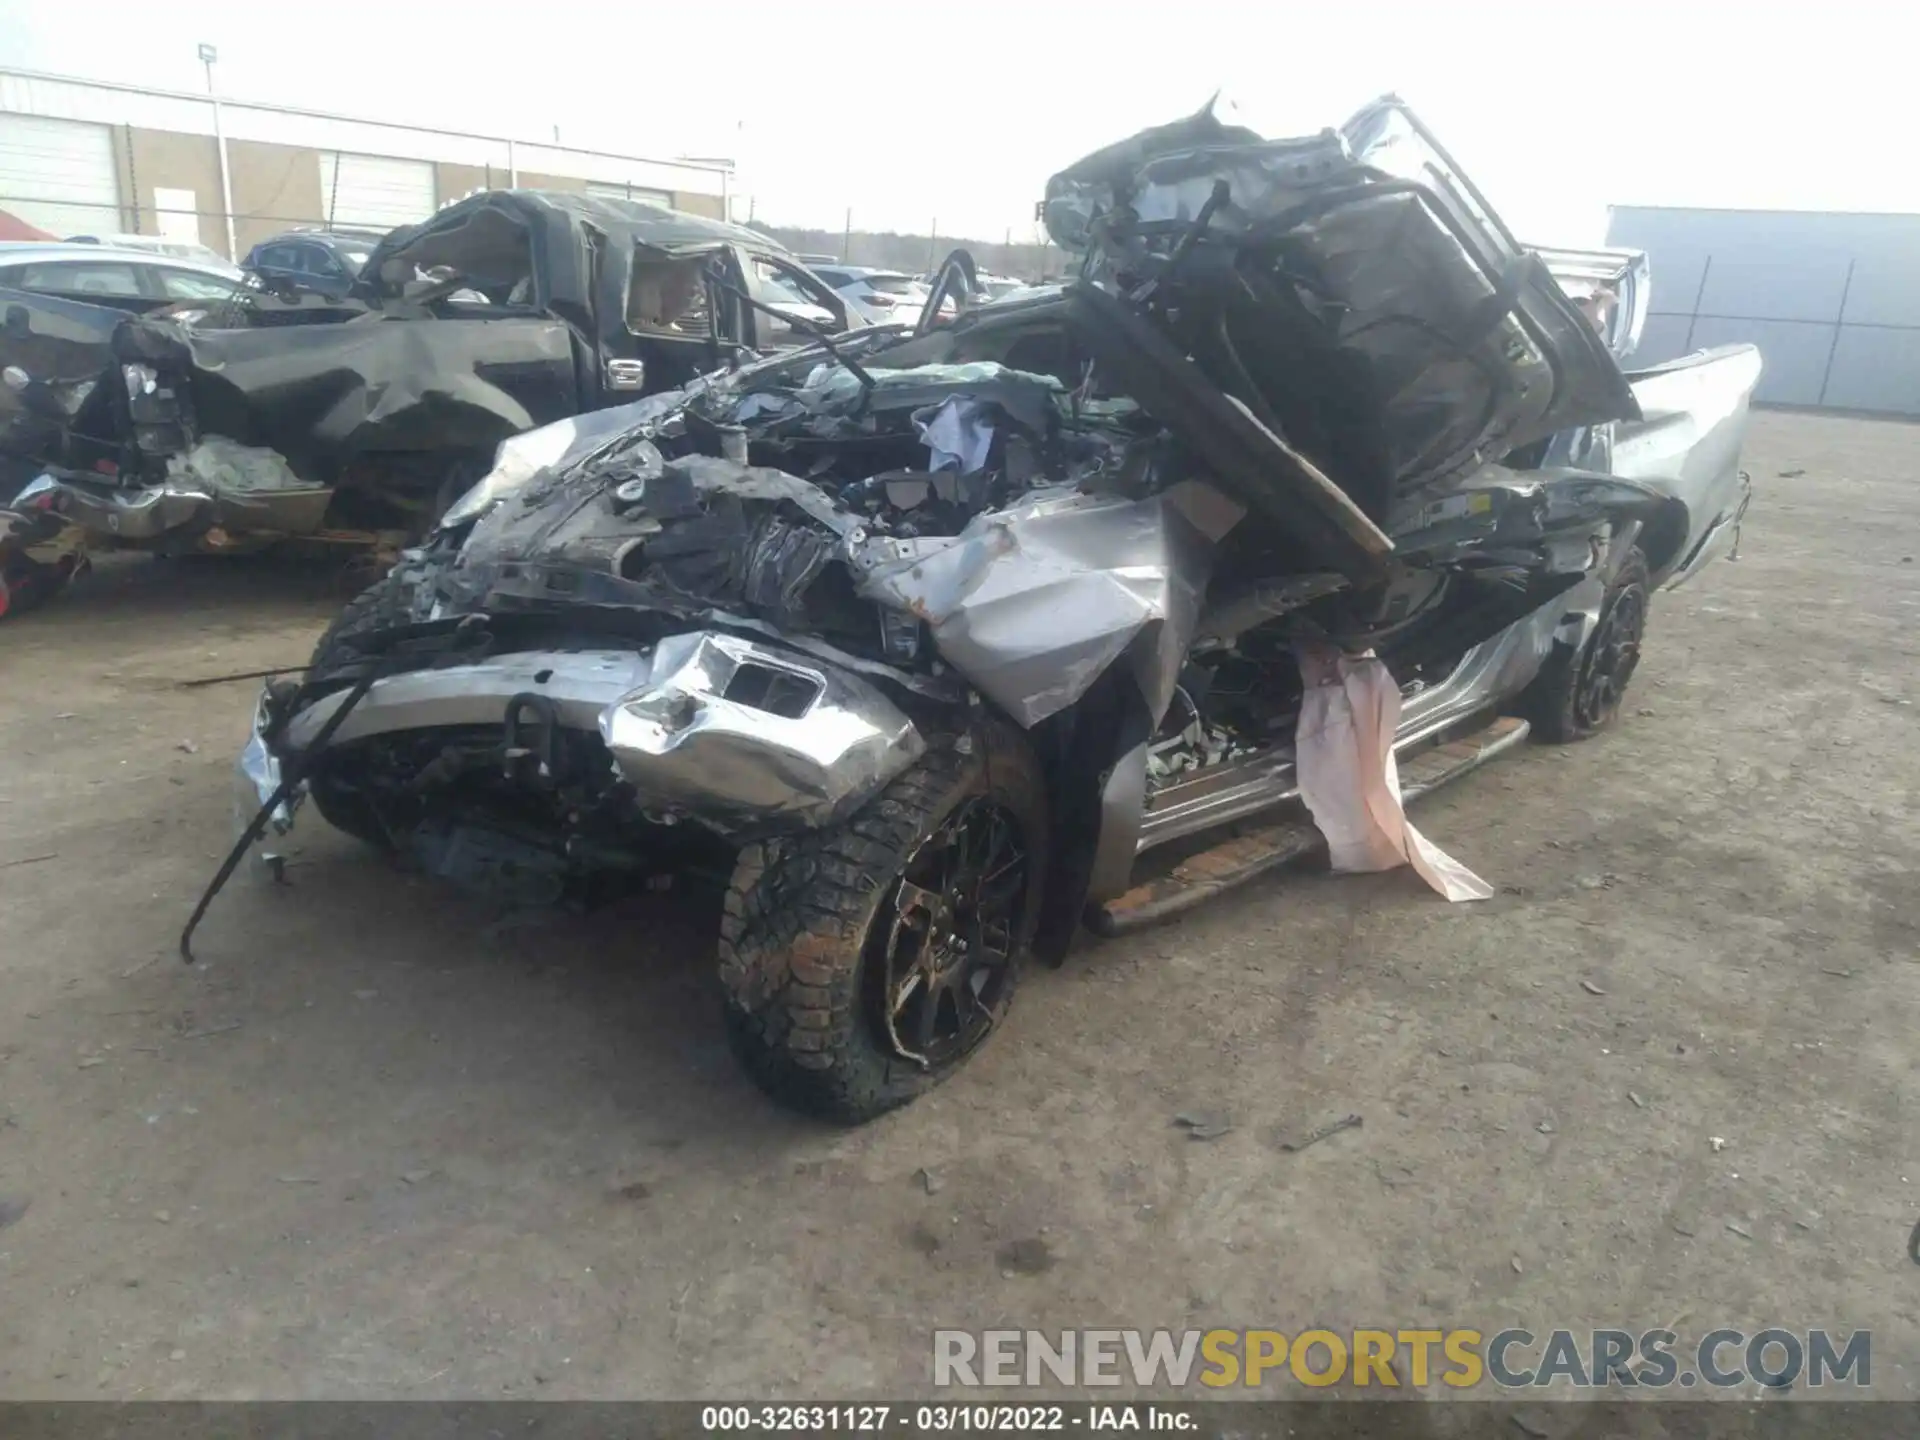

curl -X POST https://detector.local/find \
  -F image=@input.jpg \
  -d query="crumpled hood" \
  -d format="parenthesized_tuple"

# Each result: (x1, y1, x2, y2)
(1042, 95, 1640, 511)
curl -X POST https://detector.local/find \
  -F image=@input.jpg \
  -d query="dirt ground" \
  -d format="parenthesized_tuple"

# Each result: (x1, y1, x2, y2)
(0, 409, 1916, 1401)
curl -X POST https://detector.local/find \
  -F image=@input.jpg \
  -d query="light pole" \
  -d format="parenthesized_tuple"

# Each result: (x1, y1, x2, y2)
(198, 43, 238, 260)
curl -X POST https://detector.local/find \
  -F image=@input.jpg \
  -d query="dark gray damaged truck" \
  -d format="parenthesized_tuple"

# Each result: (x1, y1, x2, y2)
(0, 193, 852, 606)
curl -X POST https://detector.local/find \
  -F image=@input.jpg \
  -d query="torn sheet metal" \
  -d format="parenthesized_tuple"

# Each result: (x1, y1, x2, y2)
(1042, 104, 1348, 248)
(1044, 96, 1639, 502)
(1384, 461, 1697, 583)
(851, 480, 1242, 728)
(667, 454, 862, 538)
(447, 446, 864, 630)
(598, 630, 926, 827)
(30, 470, 333, 543)
(731, 391, 803, 425)
(112, 308, 578, 471)
(440, 387, 692, 529)
(1293, 646, 1492, 902)
(0, 284, 120, 470)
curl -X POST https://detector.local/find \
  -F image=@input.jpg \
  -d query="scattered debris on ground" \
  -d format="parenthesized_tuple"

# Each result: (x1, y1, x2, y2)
(1278, 1114, 1364, 1153)
(1173, 1111, 1233, 1141)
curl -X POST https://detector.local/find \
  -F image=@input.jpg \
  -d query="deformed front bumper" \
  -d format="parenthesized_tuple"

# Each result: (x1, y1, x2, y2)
(255, 630, 926, 833)
(596, 632, 926, 823)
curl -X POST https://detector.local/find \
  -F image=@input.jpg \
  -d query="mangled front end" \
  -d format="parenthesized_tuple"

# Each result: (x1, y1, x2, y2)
(246, 354, 1246, 852)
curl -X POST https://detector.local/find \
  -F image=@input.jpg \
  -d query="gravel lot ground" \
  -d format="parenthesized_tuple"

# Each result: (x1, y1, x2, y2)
(0, 409, 1915, 1401)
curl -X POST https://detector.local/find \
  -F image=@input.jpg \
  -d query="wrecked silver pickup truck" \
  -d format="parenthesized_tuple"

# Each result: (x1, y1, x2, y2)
(209, 97, 1761, 1121)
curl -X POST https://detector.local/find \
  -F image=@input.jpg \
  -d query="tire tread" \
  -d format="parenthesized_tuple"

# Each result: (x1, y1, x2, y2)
(718, 729, 1043, 1123)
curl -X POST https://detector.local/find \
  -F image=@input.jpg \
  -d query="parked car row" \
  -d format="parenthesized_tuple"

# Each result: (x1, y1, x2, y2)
(806, 263, 928, 323)
(0, 224, 401, 326)
(62, 232, 247, 280)
(7, 231, 1040, 339)
(0, 242, 252, 311)
(796, 261, 1041, 322)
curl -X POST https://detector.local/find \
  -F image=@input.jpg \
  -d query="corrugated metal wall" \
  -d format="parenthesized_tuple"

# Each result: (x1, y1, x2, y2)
(1607, 207, 1920, 414)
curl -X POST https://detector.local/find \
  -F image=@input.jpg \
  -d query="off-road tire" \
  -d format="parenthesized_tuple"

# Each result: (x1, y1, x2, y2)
(302, 570, 420, 846)
(1521, 546, 1650, 744)
(307, 569, 419, 682)
(718, 724, 1048, 1123)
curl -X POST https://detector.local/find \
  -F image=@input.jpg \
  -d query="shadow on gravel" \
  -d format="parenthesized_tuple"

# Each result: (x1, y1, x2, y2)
(179, 831, 838, 1149)
(8, 551, 372, 636)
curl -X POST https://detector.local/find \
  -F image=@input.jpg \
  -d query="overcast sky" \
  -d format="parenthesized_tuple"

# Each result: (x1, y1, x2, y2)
(0, 0, 1904, 245)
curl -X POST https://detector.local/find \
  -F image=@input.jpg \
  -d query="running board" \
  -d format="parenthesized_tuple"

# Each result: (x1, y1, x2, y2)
(1087, 716, 1531, 937)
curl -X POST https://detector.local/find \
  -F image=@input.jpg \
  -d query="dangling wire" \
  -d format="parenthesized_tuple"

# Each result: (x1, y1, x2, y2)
(178, 661, 391, 963)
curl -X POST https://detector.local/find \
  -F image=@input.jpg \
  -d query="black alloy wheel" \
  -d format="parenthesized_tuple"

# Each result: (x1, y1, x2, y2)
(874, 797, 1029, 1068)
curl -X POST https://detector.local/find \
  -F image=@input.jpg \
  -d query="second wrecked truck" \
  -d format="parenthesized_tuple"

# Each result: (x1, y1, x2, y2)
(0, 193, 858, 571)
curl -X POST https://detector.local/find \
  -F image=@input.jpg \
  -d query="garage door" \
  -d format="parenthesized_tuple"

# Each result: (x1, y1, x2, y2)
(0, 115, 120, 238)
(317, 153, 436, 231)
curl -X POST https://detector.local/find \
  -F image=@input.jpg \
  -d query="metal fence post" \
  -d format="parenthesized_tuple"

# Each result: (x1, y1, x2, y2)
(1816, 259, 1856, 407)
(1681, 254, 1712, 354)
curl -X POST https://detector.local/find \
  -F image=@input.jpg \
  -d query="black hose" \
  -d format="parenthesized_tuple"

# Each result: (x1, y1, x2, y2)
(177, 663, 385, 963)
